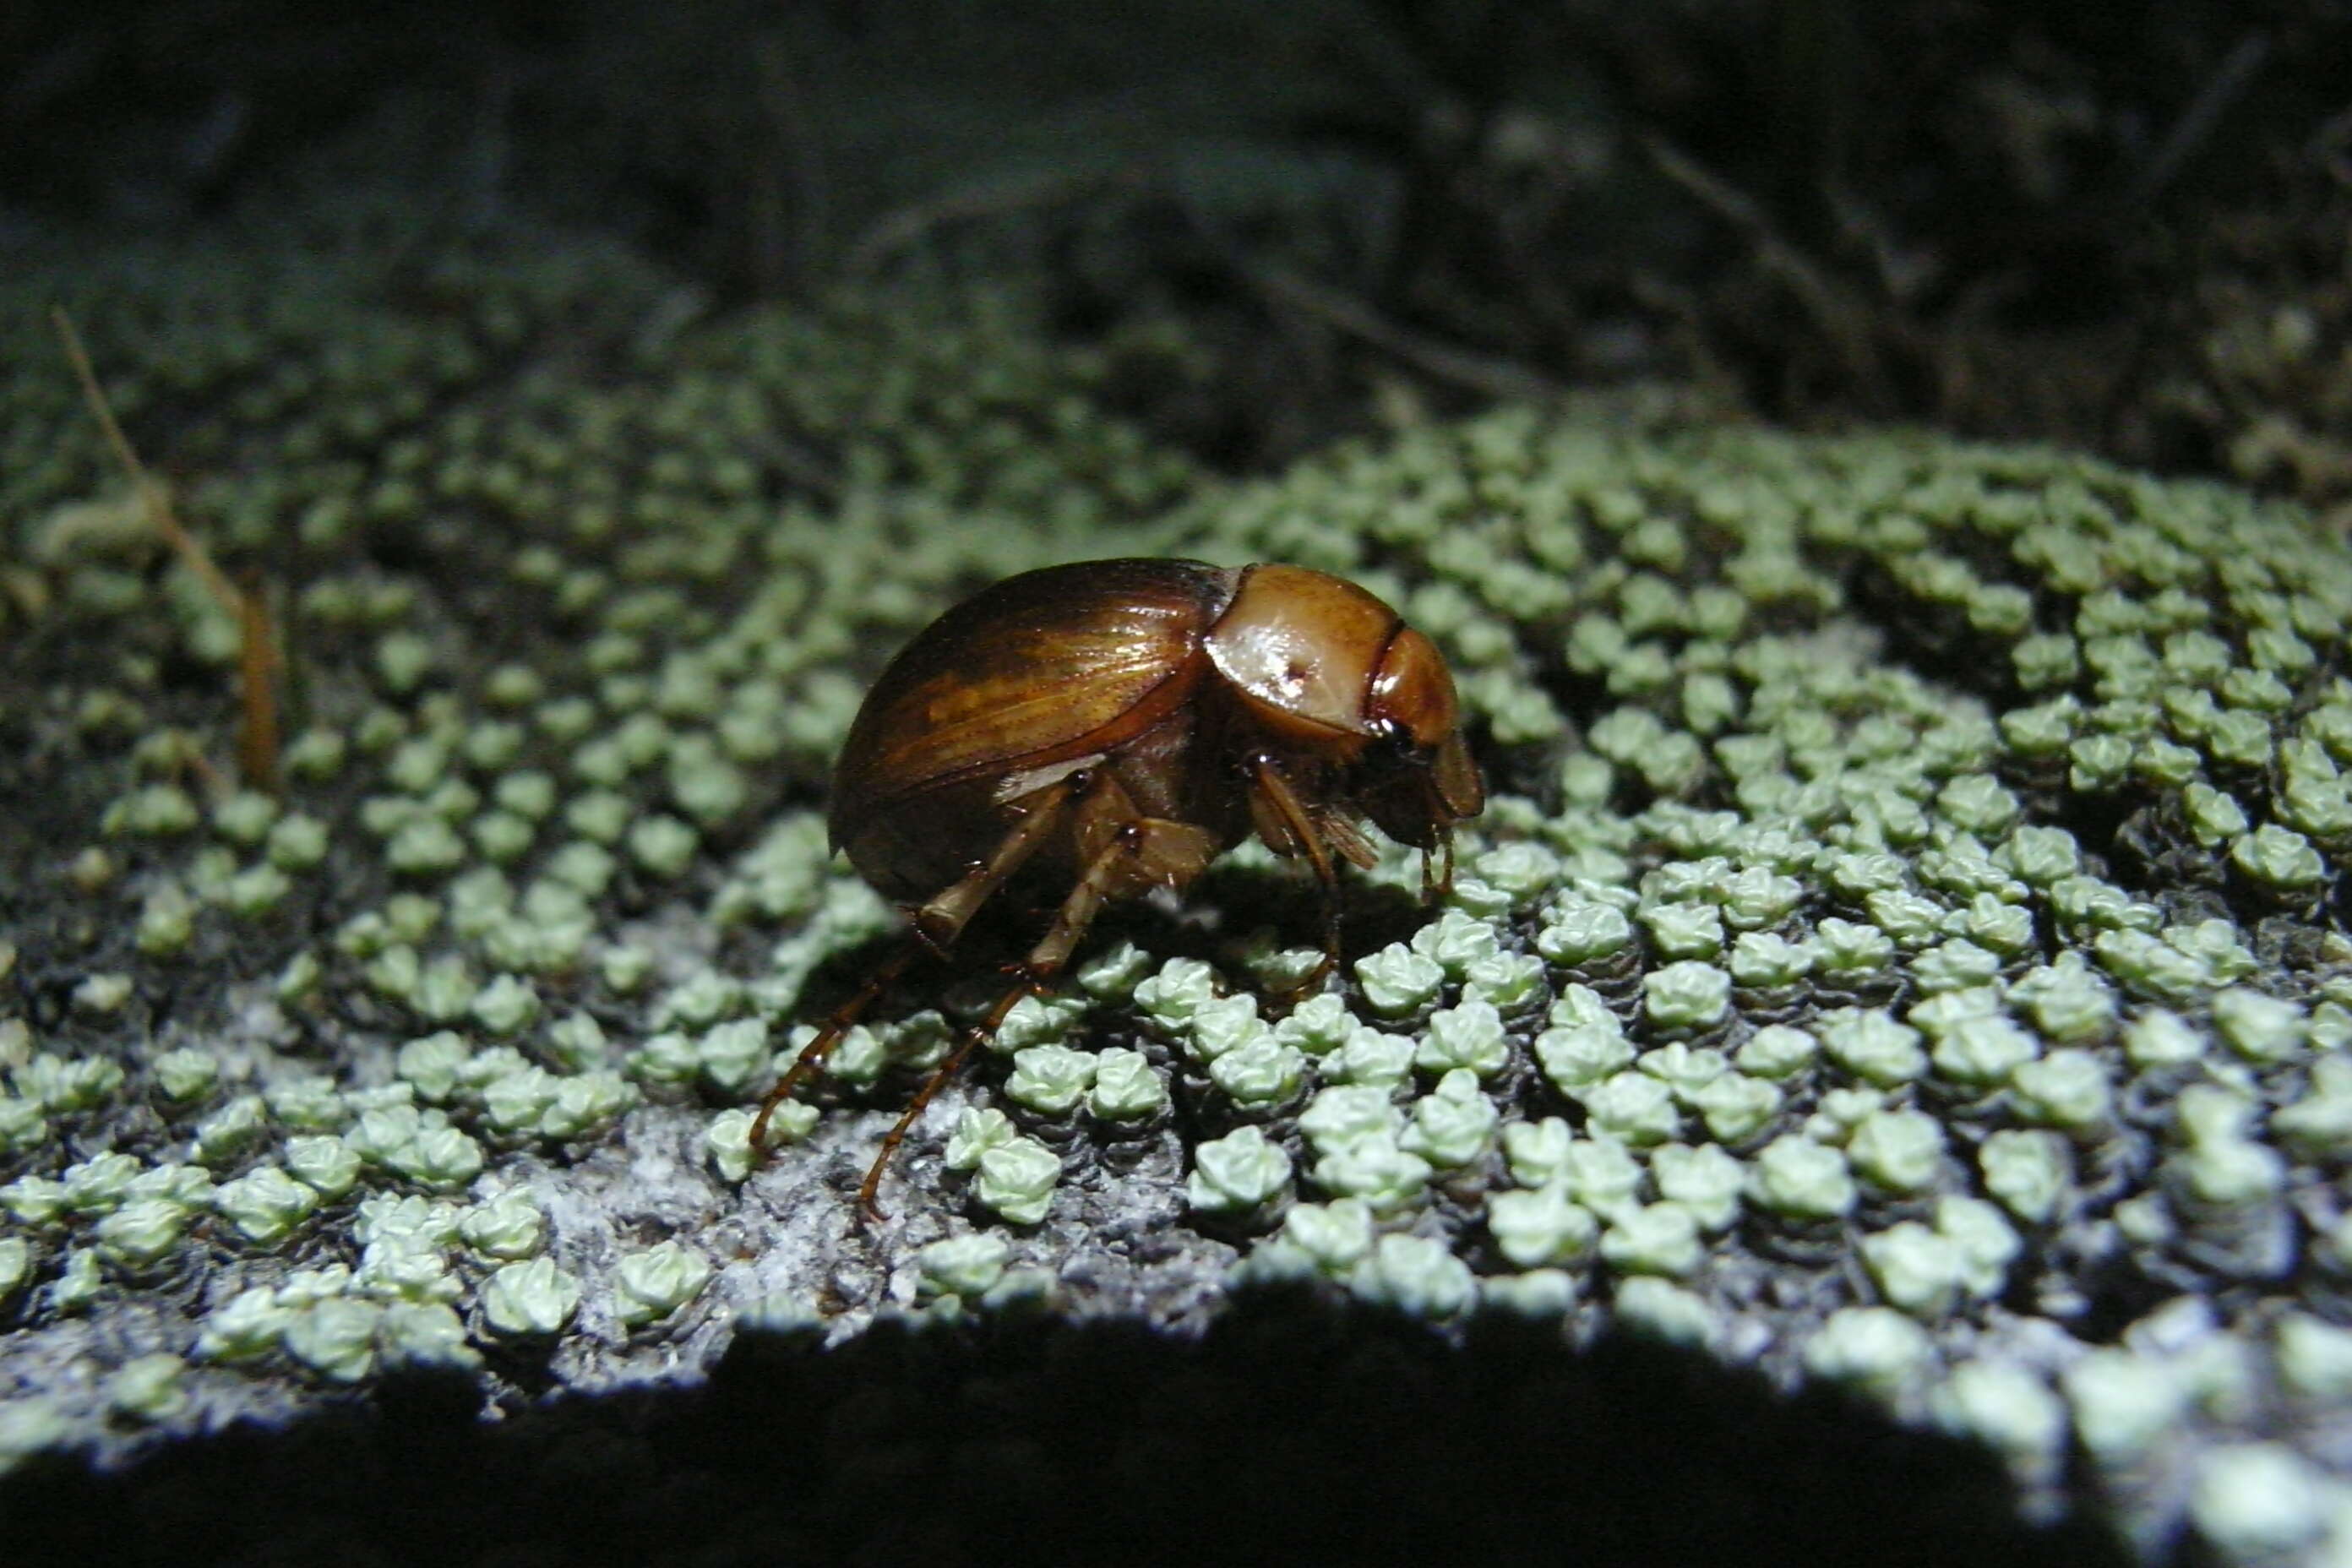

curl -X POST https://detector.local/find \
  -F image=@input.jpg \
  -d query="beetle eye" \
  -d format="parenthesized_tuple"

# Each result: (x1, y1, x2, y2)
(1361, 718, 1429, 776)
(1366, 627, 1458, 752)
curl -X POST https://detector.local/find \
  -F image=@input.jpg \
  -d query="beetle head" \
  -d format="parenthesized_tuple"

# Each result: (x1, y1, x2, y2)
(1353, 721, 1484, 848)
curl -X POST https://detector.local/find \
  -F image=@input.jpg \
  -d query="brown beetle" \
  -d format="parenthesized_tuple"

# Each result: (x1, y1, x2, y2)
(752, 558, 1484, 1216)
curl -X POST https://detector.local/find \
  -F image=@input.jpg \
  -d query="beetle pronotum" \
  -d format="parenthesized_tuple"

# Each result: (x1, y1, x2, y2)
(753, 558, 1484, 1217)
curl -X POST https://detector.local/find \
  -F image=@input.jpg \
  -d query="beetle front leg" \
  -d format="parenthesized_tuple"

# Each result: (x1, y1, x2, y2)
(1247, 760, 1345, 993)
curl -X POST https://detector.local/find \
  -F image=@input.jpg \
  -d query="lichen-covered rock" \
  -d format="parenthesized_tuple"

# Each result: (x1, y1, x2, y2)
(6, 172, 2352, 1567)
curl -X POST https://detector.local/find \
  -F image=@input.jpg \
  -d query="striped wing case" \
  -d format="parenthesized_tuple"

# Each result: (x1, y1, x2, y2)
(828, 558, 1235, 853)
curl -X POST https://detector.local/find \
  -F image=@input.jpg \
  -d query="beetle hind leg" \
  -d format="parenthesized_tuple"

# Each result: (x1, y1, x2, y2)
(754, 776, 1082, 1166)
(855, 965, 1046, 1222)
(912, 772, 1081, 950)
(856, 782, 1223, 1222)
(749, 940, 921, 1152)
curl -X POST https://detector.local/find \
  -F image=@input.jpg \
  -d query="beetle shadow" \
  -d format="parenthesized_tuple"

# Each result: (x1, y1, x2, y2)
(1191, 858, 1450, 964)
(768, 851, 1457, 1068)
(786, 928, 928, 1021)
(966, 863, 1442, 1011)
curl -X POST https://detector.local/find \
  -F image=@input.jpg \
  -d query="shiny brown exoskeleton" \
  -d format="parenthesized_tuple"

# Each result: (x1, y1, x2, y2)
(752, 558, 1484, 1217)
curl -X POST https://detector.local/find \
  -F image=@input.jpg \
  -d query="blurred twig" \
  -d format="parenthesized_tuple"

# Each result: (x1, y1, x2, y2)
(52, 307, 282, 793)
(1644, 134, 1902, 411)
(2130, 32, 2269, 208)
(1232, 256, 1563, 405)
(52, 308, 237, 614)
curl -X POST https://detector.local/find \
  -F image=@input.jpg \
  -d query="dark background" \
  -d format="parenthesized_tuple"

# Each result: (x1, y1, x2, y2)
(6, 0, 2350, 503)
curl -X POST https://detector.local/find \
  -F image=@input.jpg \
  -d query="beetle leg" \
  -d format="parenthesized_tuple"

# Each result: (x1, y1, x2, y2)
(753, 777, 1080, 1167)
(854, 964, 1045, 1223)
(1316, 810, 1379, 871)
(909, 772, 1081, 950)
(1028, 806, 1223, 975)
(748, 940, 922, 1154)
(1249, 759, 1343, 992)
(858, 780, 1222, 1222)
(1424, 827, 1456, 902)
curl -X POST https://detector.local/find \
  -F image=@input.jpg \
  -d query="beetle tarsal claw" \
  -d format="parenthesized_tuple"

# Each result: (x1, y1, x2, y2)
(796, 558, 1482, 1208)
(1271, 947, 1337, 1002)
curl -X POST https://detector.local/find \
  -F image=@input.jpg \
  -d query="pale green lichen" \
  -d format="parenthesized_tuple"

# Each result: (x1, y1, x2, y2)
(973, 1137, 1062, 1226)
(459, 1190, 546, 1260)
(1003, 1045, 1097, 1116)
(1310, 1134, 1435, 1215)
(378, 1302, 482, 1373)
(1598, 1203, 1704, 1277)
(92, 1199, 188, 1266)
(106, 1353, 190, 1424)
(282, 1298, 383, 1382)
(1086, 1048, 1167, 1119)
(2189, 1446, 2330, 1559)
(2066, 1350, 2191, 1465)
(212, 1167, 321, 1245)
(1349, 1233, 1477, 1318)
(613, 1242, 712, 1328)
(1613, 1277, 1719, 1348)
(1930, 1362, 2067, 1473)
(917, 1233, 1011, 1300)
(1188, 1126, 1293, 1214)
(481, 1258, 582, 1338)
(1399, 1070, 1500, 1168)
(1749, 1135, 1857, 1220)
(1206, 1035, 1305, 1106)
(1805, 1307, 1936, 1402)
(1575, 1071, 1681, 1145)
(1352, 945, 1446, 1019)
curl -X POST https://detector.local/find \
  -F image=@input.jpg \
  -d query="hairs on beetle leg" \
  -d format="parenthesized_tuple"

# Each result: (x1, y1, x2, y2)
(748, 941, 924, 1152)
(854, 964, 1046, 1222)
